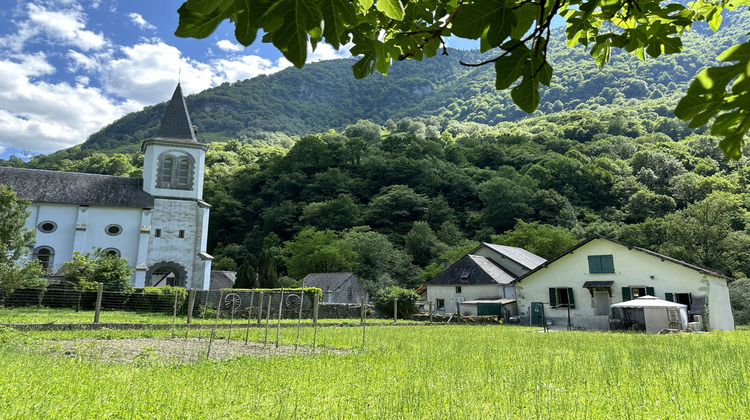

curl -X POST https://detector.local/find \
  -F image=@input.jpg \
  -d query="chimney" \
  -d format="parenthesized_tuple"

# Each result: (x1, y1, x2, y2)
(443, 258, 450, 271)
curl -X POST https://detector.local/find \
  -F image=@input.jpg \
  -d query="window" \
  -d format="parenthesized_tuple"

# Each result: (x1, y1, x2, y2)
(33, 246, 54, 271)
(154, 229, 161, 238)
(105, 224, 122, 236)
(588, 255, 615, 274)
(622, 286, 655, 301)
(157, 152, 194, 190)
(549, 287, 576, 309)
(37, 221, 57, 233)
(178, 230, 185, 238)
(455, 286, 462, 294)
(665, 292, 692, 310)
(161, 157, 174, 187)
(103, 248, 120, 257)
(436, 299, 445, 311)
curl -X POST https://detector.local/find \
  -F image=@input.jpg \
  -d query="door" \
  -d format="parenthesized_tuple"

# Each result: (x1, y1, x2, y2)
(594, 289, 610, 316)
(531, 302, 545, 326)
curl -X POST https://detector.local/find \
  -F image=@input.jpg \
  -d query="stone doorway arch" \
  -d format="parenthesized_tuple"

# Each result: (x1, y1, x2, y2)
(146, 262, 187, 287)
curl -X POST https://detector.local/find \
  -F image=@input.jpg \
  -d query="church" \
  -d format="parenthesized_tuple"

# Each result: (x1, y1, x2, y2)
(0, 84, 213, 289)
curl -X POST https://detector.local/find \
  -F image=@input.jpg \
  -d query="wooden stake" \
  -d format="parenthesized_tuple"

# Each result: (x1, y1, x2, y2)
(276, 288, 284, 348)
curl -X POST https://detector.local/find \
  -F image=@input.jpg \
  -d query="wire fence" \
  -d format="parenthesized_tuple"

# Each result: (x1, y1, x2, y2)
(0, 286, 375, 326)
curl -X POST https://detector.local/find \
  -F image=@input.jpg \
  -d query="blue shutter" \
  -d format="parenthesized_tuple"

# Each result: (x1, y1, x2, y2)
(588, 256, 602, 273)
(665, 292, 674, 302)
(622, 287, 631, 301)
(646, 287, 655, 297)
(567, 287, 576, 309)
(601, 255, 615, 273)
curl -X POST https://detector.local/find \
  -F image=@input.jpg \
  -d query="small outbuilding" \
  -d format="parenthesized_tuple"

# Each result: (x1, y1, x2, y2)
(303, 272, 369, 304)
(610, 296, 688, 332)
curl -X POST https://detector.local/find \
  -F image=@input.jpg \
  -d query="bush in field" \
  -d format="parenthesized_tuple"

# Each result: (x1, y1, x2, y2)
(730, 278, 750, 325)
(60, 249, 133, 294)
(373, 286, 420, 319)
(126, 286, 188, 313)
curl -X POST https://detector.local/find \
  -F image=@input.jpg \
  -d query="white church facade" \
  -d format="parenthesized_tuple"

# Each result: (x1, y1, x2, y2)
(0, 84, 213, 289)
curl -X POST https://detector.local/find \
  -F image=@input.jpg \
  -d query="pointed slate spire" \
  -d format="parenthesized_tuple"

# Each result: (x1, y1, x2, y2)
(156, 83, 198, 142)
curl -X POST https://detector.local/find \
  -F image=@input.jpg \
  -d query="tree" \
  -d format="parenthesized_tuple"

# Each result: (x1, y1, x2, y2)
(729, 278, 750, 325)
(491, 220, 578, 260)
(60, 249, 133, 294)
(284, 228, 359, 279)
(343, 228, 421, 293)
(0, 186, 46, 294)
(175, 0, 749, 157)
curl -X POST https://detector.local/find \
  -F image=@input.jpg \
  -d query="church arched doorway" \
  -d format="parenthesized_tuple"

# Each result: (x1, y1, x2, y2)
(146, 262, 187, 287)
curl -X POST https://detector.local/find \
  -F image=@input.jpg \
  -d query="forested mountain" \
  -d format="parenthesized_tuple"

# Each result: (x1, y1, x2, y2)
(4, 11, 750, 298)
(82, 11, 747, 151)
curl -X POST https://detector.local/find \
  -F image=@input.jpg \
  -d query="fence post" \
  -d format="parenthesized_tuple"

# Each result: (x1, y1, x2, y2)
(186, 288, 196, 325)
(295, 285, 305, 350)
(36, 287, 44, 308)
(76, 290, 82, 312)
(276, 289, 284, 348)
(361, 297, 366, 350)
(93, 283, 104, 324)
(429, 301, 433, 323)
(313, 293, 319, 351)
(393, 297, 398, 323)
(257, 292, 264, 325)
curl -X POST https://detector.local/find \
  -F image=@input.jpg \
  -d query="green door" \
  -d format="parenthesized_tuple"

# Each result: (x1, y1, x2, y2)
(531, 302, 545, 326)
(477, 302, 502, 316)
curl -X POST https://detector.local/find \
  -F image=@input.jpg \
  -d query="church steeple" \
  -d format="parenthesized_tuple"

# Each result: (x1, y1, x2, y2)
(155, 83, 198, 143)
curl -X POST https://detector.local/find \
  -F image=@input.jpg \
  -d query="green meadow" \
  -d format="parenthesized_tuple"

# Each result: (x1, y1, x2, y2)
(1, 323, 748, 419)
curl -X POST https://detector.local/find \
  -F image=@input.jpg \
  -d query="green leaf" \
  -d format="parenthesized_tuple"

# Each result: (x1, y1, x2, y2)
(494, 54, 525, 90)
(452, 0, 513, 45)
(319, 0, 357, 48)
(376, 0, 405, 20)
(510, 3, 537, 39)
(262, 0, 324, 68)
(185, 0, 234, 14)
(175, 3, 233, 39)
(511, 78, 539, 113)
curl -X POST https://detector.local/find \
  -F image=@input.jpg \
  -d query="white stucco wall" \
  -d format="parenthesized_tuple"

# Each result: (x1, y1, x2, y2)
(515, 239, 734, 331)
(26, 203, 144, 277)
(426, 284, 513, 314)
(142, 142, 207, 200)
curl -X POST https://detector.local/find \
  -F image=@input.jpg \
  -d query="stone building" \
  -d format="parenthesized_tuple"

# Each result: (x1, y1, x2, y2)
(0, 84, 213, 289)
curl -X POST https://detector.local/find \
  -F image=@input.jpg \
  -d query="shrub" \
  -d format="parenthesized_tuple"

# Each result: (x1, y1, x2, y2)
(373, 286, 420, 319)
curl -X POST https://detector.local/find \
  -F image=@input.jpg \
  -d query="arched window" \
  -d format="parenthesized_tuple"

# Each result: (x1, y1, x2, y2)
(157, 152, 194, 190)
(103, 248, 121, 257)
(33, 246, 55, 271)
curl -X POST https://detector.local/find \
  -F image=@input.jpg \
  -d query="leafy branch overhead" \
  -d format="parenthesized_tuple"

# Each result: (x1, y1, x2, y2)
(176, 0, 750, 158)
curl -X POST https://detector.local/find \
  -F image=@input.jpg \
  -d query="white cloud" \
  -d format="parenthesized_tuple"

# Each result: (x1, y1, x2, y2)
(128, 12, 156, 31)
(0, 53, 140, 153)
(216, 40, 243, 52)
(307, 42, 351, 62)
(26, 3, 108, 51)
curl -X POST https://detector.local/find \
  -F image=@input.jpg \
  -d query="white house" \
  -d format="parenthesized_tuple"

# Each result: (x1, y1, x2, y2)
(513, 237, 734, 331)
(425, 243, 546, 316)
(0, 84, 213, 289)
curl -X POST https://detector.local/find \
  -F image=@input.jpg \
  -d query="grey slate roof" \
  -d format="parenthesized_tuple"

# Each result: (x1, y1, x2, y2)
(0, 167, 154, 208)
(427, 254, 516, 286)
(479, 243, 547, 270)
(155, 83, 198, 143)
(303, 272, 357, 292)
(210, 270, 237, 290)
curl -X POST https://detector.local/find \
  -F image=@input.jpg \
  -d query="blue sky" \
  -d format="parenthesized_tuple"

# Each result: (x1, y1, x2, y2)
(0, 0, 364, 159)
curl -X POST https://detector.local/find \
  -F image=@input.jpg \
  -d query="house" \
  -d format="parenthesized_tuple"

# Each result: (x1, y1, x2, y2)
(425, 243, 546, 316)
(303, 272, 369, 304)
(0, 84, 213, 289)
(209, 271, 237, 290)
(513, 237, 734, 331)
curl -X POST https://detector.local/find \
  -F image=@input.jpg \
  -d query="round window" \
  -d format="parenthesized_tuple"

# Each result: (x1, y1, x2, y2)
(105, 224, 123, 236)
(37, 221, 57, 233)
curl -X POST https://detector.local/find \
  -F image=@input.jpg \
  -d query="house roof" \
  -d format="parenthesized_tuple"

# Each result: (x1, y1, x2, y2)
(155, 83, 198, 143)
(303, 272, 357, 292)
(513, 236, 729, 284)
(427, 254, 516, 286)
(210, 270, 236, 290)
(0, 167, 155, 208)
(475, 243, 547, 270)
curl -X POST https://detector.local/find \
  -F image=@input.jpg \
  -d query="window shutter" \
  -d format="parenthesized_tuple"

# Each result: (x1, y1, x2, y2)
(622, 287, 631, 301)
(665, 292, 674, 302)
(601, 255, 615, 273)
(688, 293, 693, 305)
(549, 288, 557, 308)
(567, 287, 576, 309)
(588, 256, 602, 273)
(646, 287, 655, 297)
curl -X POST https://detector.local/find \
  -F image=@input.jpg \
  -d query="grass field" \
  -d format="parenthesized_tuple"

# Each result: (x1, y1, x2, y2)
(1, 323, 748, 419)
